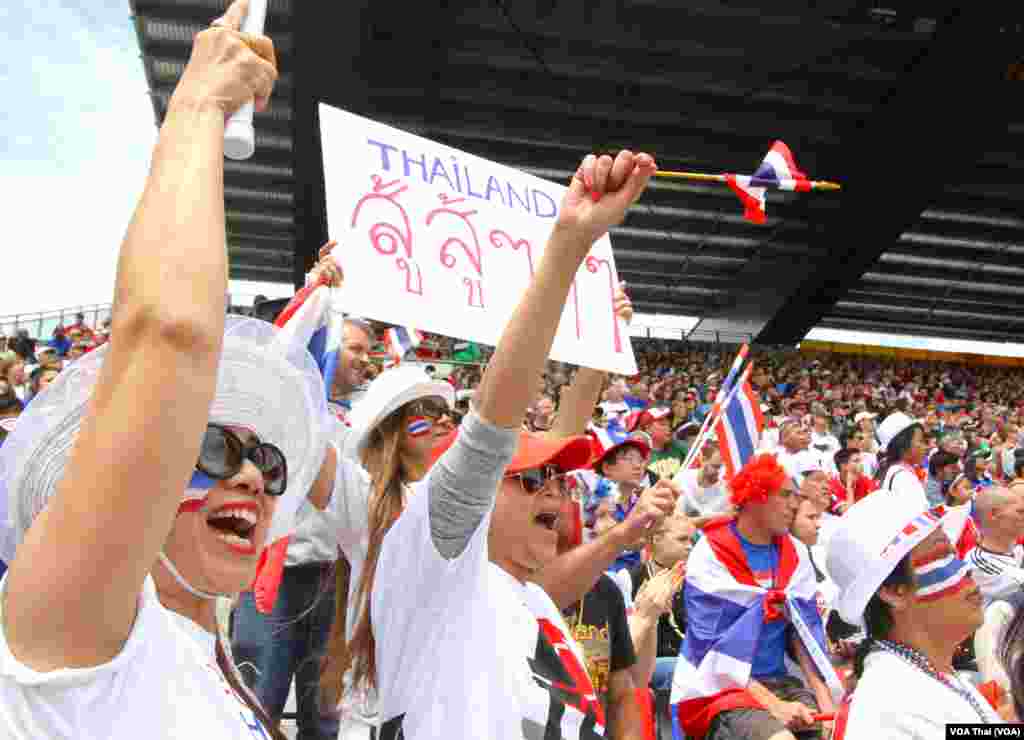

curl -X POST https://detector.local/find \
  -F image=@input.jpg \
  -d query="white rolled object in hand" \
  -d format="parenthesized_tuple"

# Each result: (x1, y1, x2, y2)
(223, 0, 269, 161)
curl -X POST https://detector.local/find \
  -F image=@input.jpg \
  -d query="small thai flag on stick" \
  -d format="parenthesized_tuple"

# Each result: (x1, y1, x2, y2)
(385, 326, 423, 366)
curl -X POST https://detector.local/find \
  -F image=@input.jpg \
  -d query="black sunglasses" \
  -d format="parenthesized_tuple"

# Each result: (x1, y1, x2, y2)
(406, 397, 451, 421)
(506, 464, 575, 496)
(197, 424, 288, 496)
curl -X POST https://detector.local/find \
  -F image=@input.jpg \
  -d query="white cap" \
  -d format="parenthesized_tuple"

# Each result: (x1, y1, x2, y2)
(876, 412, 919, 450)
(344, 365, 455, 459)
(827, 495, 969, 627)
(793, 455, 827, 485)
(853, 411, 877, 424)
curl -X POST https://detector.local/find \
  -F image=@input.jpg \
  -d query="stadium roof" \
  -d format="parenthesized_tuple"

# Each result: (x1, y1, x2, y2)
(130, 0, 1024, 345)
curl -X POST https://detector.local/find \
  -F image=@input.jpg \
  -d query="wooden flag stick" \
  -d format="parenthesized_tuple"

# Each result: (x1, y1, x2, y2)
(654, 169, 842, 191)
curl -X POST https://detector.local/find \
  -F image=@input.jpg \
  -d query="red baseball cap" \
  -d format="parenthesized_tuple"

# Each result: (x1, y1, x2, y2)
(431, 429, 593, 474)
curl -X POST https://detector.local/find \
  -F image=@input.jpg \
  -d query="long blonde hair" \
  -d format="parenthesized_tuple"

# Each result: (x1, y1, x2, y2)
(320, 404, 428, 703)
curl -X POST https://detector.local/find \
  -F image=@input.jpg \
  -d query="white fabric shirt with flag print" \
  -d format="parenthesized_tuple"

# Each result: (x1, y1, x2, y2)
(670, 519, 843, 738)
(250, 276, 343, 613)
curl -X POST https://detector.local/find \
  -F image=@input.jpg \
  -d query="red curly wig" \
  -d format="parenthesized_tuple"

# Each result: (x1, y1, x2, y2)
(729, 453, 788, 508)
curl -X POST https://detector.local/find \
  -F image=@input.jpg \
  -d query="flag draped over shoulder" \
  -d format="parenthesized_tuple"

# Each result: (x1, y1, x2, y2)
(671, 519, 842, 738)
(252, 278, 342, 614)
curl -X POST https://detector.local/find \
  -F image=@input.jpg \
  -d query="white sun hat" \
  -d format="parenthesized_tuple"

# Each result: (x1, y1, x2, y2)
(876, 411, 919, 451)
(343, 365, 455, 460)
(0, 316, 332, 565)
(826, 493, 970, 628)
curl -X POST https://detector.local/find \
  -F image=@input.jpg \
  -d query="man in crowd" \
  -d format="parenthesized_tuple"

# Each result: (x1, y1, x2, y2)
(926, 450, 962, 506)
(673, 454, 838, 740)
(775, 419, 824, 482)
(827, 449, 877, 513)
(629, 407, 688, 481)
(966, 486, 1024, 605)
(600, 379, 632, 423)
(673, 444, 731, 528)
(233, 313, 373, 739)
(808, 405, 840, 467)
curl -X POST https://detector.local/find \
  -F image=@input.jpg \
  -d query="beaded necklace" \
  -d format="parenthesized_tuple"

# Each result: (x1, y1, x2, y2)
(646, 560, 686, 641)
(874, 639, 991, 723)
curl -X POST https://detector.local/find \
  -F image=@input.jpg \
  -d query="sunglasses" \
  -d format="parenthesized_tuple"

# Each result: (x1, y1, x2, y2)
(197, 425, 288, 496)
(406, 397, 451, 421)
(506, 464, 576, 496)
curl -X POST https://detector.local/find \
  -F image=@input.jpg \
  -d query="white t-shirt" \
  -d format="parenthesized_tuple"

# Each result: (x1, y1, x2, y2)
(809, 432, 840, 466)
(880, 464, 929, 512)
(321, 440, 382, 726)
(0, 575, 271, 739)
(672, 468, 728, 518)
(966, 545, 1024, 606)
(842, 649, 1001, 736)
(372, 431, 605, 740)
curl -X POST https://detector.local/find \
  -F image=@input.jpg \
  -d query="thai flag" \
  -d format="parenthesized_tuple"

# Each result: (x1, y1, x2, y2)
(671, 523, 842, 739)
(714, 374, 765, 480)
(385, 325, 423, 365)
(588, 417, 634, 454)
(913, 553, 972, 602)
(727, 141, 810, 224)
(251, 271, 341, 614)
(752, 141, 810, 191)
(273, 279, 343, 400)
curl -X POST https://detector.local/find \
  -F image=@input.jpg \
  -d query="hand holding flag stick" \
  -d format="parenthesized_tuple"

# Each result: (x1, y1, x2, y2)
(653, 141, 839, 224)
(222, 0, 270, 160)
(680, 343, 749, 472)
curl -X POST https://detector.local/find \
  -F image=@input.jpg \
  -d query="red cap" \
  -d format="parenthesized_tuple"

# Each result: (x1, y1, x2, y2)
(431, 429, 593, 474)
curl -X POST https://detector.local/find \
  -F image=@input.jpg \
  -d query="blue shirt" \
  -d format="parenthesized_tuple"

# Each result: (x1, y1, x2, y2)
(731, 523, 787, 678)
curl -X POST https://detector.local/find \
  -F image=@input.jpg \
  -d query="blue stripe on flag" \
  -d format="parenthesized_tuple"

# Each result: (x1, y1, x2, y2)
(190, 471, 218, 490)
(308, 323, 328, 371)
(724, 394, 756, 467)
(917, 557, 965, 590)
(681, 580, 760, 665)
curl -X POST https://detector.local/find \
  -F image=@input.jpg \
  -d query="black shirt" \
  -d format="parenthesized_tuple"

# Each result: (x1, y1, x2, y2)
(562, 574, 637, 703)
(628, 561, 688, 659)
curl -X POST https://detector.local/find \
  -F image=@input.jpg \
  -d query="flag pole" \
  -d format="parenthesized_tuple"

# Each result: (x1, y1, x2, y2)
(679, 344, 749, 472)
(653, 170, 841, 191)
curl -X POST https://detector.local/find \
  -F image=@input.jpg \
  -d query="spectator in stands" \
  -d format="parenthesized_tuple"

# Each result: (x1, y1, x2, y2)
(526, 394, 556, 433)
(676, 453, 834, 740)
(775, 418, 820, 481)
(939, 429, 968, 459)
(628, 516, 693, 690)
(600, 379, 631, 423)
(965, 486, 1024, 606)
(365, 149, 658, 740)
(828, 448, 877, 513)
(1011, 449, 1024, 490)
(312, 366, 455, 740)
(66, 341, 90, 362)
(630, 407, 687, 480)
(0, 351, 27, 401)
(925, 450, 960, 507)
(809, 404, 840, 464)
(875, 412, 929, 511)
(828, 494, 1000, 732)
(35, 346, 61, 371)
(0, 7, 293, 737)
(9, 329, 34, 364)
(853, 411, 878, 450)
(673, 444, 730, 528)
(670, 388, 699, 430)
(49, 327, 70, 358)
(967, 445, 996, 490)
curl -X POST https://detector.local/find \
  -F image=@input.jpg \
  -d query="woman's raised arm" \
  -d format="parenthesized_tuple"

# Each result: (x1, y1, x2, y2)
(3, 0, 278, 670)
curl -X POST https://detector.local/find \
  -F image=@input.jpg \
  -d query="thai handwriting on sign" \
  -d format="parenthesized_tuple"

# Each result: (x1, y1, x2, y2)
(427, 194, 484, 309)
(350, 175, 611, 349)
(350, 175, 422, 296)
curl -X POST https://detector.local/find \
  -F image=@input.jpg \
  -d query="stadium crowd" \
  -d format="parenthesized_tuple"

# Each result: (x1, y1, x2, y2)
(2, 3, 1024, 740)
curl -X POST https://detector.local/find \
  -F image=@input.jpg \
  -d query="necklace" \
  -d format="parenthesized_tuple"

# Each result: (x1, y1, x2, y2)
(874, 639, 991, 723)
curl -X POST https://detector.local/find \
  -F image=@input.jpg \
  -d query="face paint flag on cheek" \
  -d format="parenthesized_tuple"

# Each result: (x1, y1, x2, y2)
(912, 552, 973, 602)
(407, 417, 432, 438)
(178, 471, 218, 515)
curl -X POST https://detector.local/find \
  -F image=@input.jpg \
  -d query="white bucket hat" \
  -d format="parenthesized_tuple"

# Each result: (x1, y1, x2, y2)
(876, 411, 919, 451)
(343, 365, 455, 460)
(826, 493, 970, 627)
(0, 316, 331, 564)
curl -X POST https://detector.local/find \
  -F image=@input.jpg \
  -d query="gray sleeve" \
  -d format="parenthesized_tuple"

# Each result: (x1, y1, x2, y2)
(428, 406, 519, 560)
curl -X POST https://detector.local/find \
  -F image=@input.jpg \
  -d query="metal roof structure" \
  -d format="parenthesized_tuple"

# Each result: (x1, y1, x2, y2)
(130, 0, 1024, 346)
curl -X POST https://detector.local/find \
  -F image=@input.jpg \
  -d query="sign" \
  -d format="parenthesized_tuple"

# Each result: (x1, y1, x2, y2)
(319, 104, 637, 375)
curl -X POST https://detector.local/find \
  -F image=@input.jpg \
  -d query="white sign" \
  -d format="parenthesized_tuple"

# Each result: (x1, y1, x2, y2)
(319, 104, 637, 375)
